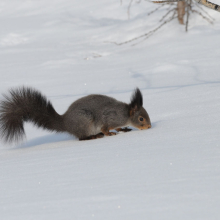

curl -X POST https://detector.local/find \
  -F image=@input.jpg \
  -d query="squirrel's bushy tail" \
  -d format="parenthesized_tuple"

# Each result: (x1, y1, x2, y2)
(0, 87, 65, 143)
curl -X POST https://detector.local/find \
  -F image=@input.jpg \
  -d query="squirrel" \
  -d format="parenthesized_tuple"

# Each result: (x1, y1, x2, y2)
(0, 87, 151, 143)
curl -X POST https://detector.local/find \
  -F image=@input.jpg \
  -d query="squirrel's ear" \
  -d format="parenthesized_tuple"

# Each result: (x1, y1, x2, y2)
(129, 88, 143, 116)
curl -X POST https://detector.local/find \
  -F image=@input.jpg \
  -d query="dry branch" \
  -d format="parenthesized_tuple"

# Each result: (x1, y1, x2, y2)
(191, 9, 214, 23)
(160, 8, 175, 21)
(114, 0, 216, 46)
(153, 0, 184, 3)
(194, 0, 220, 12)
(185, 0, 191, 31)
(128, 0, 134, 19)
(148, 4, 165, 15)
(194, 1, 215, 21)
(108, 11, 177, 45)
(152, 0, 220, 12)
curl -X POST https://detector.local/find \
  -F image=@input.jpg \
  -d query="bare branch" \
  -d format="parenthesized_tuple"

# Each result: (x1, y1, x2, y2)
(152, 0, 220, 12)
(191, 9, 214, 23)
(108, 11, 177, 46)
(132, 12, 178, 45)
(128, 0, 134, 19)
(160, 8, 176, 22)
(148, 4, 165, 15)
(165, 3, 176, 11)
(194, 0, 220, 12)
(153, 0, 184, 3)
(115, 0, 217, 46)
(185, 0, 191, 31)
(194, 1, 215, 21)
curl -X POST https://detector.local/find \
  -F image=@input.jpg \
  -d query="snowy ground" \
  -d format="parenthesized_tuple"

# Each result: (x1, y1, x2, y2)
(0, 0, 220, 219)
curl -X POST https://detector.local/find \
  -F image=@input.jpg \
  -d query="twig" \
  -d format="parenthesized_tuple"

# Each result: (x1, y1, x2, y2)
(153, 0, 184, 3)
(160, 8, 176, 21)
(194, 0, 220, 12)
(154, 0, 220, 12)
(148, 4, 165, 15)
(191, 9, 214, 23)
(114, 0, 216, 46)
(166, 3, 175, 10)
(194, 1, 215, 21)
(132, 13, 177, 45)
(185, 0, 191, 31)
(128, 0, 134, 19)
(109, 11, 177, 46)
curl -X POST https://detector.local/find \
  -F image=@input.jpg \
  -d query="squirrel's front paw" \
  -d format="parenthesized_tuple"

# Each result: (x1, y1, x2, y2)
(116, 127, 132, 132)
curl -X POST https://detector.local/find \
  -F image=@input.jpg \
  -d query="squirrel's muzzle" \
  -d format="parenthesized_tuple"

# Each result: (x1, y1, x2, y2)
(138, 124, 151, 130)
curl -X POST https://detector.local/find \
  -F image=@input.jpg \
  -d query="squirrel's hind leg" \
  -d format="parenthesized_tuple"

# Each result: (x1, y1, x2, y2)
(79, 133, 104, 141)
(115, 127, 132, 132)
(95, 133, 104, 138)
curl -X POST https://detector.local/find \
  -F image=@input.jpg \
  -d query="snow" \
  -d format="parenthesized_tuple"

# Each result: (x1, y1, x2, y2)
(0, 0, 220, 219)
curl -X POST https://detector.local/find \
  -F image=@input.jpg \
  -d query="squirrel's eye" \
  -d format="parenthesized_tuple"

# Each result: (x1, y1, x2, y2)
(139, 117, 144, 122)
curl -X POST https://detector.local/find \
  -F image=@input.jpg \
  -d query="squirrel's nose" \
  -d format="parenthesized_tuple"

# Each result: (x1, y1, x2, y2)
(148, 124, 151, 128)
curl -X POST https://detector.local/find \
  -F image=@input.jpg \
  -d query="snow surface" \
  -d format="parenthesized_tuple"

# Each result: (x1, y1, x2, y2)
(0, 0, 220, 219)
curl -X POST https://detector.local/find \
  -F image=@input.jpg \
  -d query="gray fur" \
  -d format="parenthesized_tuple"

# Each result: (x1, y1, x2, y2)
(63, 95, 130, 139)
(0, 87, 151, 143)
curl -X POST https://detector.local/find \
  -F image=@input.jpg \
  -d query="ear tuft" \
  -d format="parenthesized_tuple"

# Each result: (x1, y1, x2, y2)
(130, 88, 143, 109)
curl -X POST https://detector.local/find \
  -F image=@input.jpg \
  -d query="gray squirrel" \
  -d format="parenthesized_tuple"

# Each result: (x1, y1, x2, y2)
(0, 87, 151, 143)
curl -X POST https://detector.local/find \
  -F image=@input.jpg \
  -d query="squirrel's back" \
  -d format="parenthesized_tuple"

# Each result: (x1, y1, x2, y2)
(65, 94, 128, 118)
